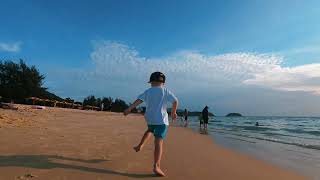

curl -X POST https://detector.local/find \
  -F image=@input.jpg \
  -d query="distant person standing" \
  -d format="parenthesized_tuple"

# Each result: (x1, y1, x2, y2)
(199, 114, 204, 129)
(183, 109, 189, 127)
(202, 106, 209, 130)
(101, 103, 104, 111)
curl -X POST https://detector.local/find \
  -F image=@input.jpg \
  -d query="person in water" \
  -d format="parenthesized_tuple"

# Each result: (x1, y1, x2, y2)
(199, 114, 204, 129)
(202, 106, 209, 131)
(183, 108, 189, 127)
(123, 72, 178, 177)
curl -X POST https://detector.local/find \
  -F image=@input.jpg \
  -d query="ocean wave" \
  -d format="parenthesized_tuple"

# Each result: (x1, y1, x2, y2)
(261, 132, 320, 140)
(243, 122, 253, 124)
(208, 129, 320, 151)
(188, 117, 320, 151)
(253, 137, 320, 151)
(221, 125, 276, 131)
(262, 132, 298, 137)
(243, 126, 274, 131)
(281, 128, 320, 136)
(211, 120, 222, 122)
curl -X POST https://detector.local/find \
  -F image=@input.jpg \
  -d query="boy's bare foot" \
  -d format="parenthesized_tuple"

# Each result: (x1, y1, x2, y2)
(153, 166, 166, 177)
(133, 146, 141, 152)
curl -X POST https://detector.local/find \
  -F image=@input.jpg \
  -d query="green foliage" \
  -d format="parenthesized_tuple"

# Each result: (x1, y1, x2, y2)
(81, 96, 130, 112)
(0, 59, 62, 102)
(39, 91, 63, 101)
(83, 95, 97, 106)
(74, 101, 83, 105)
(111, 98, 129, 112)
(65, 97, 74, 103)
(101, 97, 113, 111)
(96, 98, 101, 107)
(0, 60, 144, 114)
(0, 60, 44, 99)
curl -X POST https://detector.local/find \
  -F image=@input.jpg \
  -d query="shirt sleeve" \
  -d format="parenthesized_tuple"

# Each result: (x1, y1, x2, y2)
(166, 89, 178, 103)
(137, 91, 147, 102)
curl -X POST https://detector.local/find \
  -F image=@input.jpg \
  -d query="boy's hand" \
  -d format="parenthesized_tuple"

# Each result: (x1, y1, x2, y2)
(171, 112, 177, 121)
(171, 101, 178, 121)
(123, 108, 131, 116)
(123, 99, 143, 116)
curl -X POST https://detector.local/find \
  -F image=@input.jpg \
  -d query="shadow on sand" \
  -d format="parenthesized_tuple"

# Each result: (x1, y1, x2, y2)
(199, 128, 208, 135)
(0, 155, 157, 178)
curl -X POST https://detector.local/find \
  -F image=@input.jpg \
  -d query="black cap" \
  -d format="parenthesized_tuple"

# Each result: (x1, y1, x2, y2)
(148, 72, 166, 83)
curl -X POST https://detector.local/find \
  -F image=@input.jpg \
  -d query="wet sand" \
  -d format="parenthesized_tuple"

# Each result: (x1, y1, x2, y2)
(0, 105, 309, 180)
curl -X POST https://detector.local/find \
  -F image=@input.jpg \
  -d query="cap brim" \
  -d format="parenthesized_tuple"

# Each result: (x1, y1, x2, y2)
(148, 81, 164, 83)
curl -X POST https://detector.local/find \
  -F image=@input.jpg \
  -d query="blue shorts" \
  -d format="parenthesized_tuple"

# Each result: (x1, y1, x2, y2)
(147, 124, 168, 139)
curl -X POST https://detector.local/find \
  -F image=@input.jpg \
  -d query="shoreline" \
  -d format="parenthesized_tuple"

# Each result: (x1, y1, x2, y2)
(0, 105, 309, 180)
(180, 116, 319, 180)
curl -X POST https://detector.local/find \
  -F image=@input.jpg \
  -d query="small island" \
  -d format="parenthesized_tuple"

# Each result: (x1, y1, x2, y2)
(226, 113, 243, 117)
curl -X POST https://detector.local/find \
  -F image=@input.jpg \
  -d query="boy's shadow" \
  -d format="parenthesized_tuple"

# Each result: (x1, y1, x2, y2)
(0, 155, 157, 178)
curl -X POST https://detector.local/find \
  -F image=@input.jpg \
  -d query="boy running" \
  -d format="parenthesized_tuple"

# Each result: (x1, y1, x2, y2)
(124, 72, 178, 177)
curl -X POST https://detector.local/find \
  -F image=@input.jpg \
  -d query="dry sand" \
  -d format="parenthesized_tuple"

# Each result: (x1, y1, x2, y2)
(0, 105, 309, 180)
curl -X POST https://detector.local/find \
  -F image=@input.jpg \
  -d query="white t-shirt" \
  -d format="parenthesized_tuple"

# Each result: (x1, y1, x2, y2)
(138, 87, 178, 125)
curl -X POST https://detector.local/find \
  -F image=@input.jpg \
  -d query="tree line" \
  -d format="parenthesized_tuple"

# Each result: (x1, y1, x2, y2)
(79, 95, 138, 112)
(0, 60, 134, 112)
(0, 59, 63, 103)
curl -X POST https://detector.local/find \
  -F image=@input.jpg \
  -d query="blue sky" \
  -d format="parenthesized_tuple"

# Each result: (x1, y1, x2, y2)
(1, 0, 320, 115)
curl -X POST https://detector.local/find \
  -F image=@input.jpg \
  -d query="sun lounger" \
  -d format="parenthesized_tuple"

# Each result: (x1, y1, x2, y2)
(32, 105, 46, 109)
(0, 103, 18, 110)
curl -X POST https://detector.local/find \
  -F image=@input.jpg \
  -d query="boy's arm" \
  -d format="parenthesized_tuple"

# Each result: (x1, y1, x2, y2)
(171, 100, 179, 121)
(123, 99, 143, 116)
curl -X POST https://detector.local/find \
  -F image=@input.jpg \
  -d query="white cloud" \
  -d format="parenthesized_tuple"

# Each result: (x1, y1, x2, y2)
(244, 63, 320, 95)
(89, 41, 282, 85)
(89, 41, 320, 94)
(45, 40, 320, 116)
(0, 42, 22, 52)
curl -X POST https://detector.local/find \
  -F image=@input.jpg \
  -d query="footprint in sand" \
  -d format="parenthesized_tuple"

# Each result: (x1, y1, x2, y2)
(17, 173, 37, 179)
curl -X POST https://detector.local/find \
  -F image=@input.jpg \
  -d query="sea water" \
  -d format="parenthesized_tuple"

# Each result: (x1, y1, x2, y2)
(183, 116, 320, 180)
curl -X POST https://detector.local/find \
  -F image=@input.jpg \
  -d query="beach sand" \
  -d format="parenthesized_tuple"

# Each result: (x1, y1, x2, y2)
(0, 105, 309, 180)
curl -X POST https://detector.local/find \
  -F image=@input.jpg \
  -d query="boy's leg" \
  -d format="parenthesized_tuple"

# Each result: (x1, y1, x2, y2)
(153, 138, 165, 176)
(134, 130, 152, 152)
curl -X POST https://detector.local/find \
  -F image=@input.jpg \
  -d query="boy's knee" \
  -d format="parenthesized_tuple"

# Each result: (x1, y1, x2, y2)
(154, 138, 163, 144)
